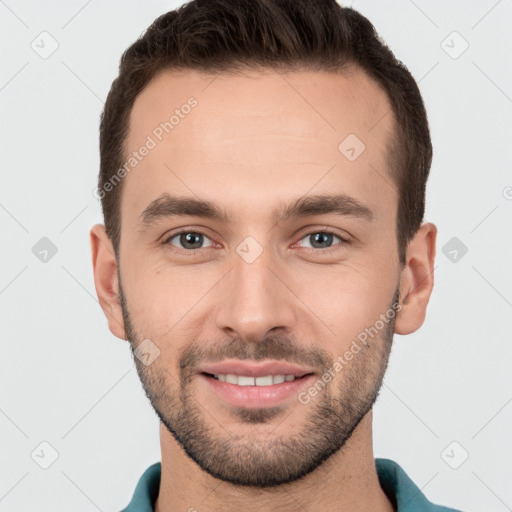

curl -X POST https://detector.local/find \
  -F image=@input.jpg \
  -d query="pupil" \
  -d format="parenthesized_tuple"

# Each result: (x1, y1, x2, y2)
(182, 233, 202, 249)
(311, 232, 332, 248)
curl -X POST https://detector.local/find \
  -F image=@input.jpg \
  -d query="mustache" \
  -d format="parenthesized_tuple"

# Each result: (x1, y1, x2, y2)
(179, 334, 332, 377)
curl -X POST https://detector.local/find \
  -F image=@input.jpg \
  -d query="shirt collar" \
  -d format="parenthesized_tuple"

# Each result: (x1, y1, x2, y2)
(122, 458, 461, 512)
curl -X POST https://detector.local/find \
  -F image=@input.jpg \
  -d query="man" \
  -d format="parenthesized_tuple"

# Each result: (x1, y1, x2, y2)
(90, 1, 463, 510)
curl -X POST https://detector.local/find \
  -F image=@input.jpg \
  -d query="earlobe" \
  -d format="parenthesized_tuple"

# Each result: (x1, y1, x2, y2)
(90, 224, 126, 340)
(394, 222, 437, 335)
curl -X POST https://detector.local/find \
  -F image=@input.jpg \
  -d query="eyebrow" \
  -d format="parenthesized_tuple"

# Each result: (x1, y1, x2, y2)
(138, 192, 373, 230)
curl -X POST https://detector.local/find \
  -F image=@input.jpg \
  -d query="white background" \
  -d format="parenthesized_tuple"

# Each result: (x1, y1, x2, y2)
(1, 1, 511, 511)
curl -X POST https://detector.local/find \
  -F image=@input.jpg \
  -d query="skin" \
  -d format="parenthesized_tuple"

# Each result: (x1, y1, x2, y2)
(91, 66, 436, 512)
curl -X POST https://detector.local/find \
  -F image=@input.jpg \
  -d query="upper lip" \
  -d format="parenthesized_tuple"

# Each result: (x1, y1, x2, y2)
(199, 359, 316, 378)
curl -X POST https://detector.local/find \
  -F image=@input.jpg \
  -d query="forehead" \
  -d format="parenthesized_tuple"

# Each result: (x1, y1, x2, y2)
(121, 66, 396, 226)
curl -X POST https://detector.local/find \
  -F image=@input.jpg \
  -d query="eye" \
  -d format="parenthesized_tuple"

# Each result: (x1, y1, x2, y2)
(165, 231, 214, 251)
(298, 231, 348, 250)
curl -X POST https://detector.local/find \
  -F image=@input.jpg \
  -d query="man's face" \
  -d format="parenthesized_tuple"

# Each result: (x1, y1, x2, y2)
(116, 67, 402, 486)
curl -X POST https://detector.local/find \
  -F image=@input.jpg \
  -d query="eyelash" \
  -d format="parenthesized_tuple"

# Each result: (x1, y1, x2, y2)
(162, 228, 350, 254)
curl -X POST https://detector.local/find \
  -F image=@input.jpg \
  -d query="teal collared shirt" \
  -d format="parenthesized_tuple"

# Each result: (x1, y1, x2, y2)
(121, 458, 464, 511)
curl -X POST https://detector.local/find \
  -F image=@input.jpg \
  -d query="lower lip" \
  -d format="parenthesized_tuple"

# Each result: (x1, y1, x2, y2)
(199, 373, 316, 408)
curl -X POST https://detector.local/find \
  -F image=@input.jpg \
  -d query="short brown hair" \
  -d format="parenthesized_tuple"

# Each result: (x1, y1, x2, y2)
(99, 0, 432, 265)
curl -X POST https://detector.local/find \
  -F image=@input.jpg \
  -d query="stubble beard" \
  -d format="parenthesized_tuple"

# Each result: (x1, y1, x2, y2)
(119, 280, 398, 487)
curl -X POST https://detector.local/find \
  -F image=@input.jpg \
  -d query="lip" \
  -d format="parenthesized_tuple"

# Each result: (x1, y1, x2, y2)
(198, 359, 315, 378)
(197, 359, 317, 409)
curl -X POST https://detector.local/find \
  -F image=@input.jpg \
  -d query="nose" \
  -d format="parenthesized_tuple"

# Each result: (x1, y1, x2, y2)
(215, 247, 296, 343)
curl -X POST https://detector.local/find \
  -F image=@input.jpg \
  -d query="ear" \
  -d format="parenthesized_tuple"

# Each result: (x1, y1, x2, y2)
(90, 224, 126, 340)
(394, 222, 437, 335)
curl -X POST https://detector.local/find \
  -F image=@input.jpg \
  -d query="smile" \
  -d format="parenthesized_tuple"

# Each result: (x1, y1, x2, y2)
(207, 373, 297, 386)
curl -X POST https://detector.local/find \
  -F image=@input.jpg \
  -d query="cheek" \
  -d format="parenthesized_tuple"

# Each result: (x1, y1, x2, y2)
(122, 257, 216, 336)
(296, 262, 397, 341)
(123, 237, 399, 346)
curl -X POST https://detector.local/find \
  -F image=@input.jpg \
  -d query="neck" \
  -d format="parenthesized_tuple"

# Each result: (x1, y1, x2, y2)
(154, 410, 395, 512)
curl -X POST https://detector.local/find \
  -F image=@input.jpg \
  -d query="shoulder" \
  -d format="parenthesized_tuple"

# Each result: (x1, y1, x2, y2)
(120, 462, 161, 512)
(375, 458, 465, 512)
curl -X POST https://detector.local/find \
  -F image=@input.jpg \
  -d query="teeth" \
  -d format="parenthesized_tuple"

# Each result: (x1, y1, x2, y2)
(212, 374, 297, 386)
(237, 376, 255, 386)
(255, 375, 273, 386)
(225, 374, 238, 385)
